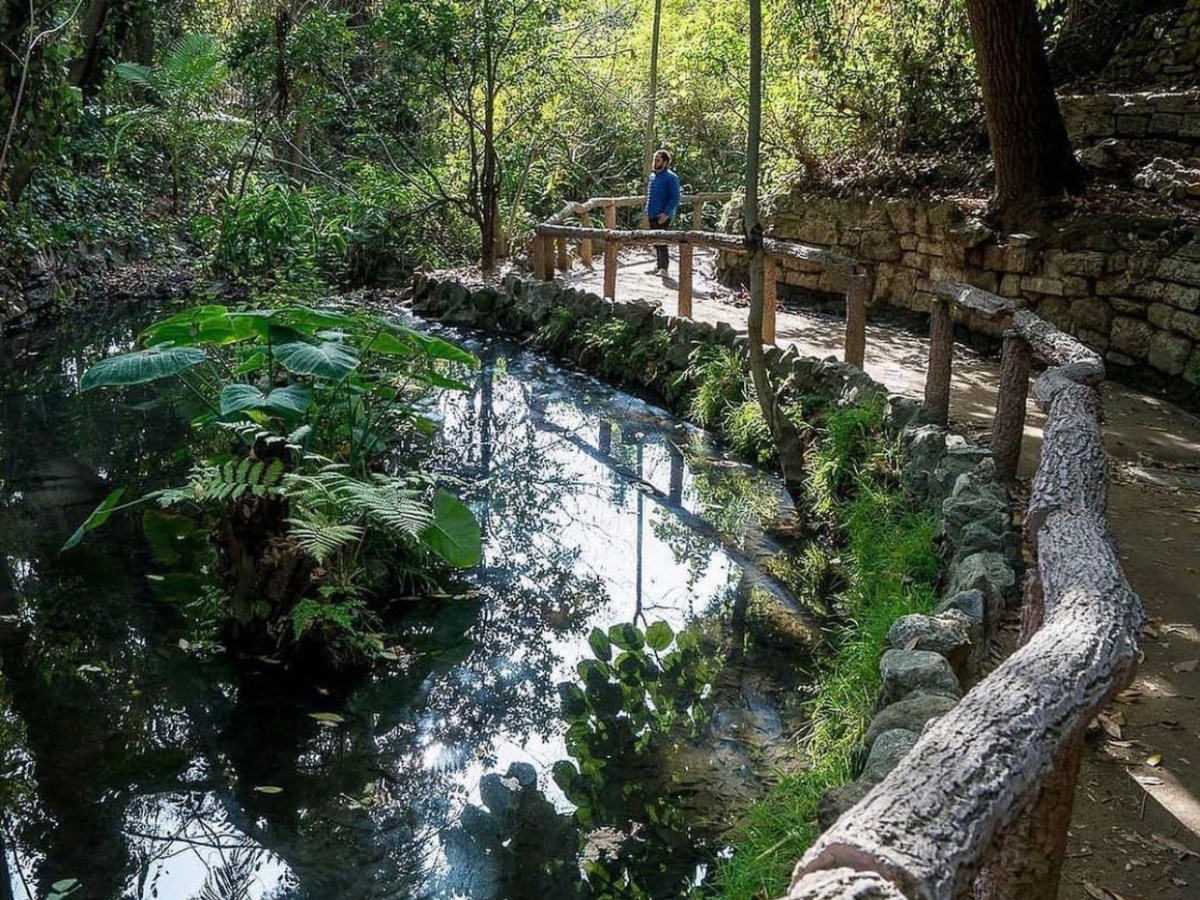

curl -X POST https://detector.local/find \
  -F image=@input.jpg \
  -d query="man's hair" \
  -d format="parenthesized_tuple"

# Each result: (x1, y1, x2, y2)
(654, 149, 672, 164)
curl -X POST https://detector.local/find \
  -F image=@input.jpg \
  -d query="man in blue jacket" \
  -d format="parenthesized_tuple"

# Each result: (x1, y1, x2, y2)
(645, 149, 681, 276)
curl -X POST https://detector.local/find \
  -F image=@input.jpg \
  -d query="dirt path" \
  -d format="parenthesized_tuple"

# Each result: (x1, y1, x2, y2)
(561, 247, 1200, 899)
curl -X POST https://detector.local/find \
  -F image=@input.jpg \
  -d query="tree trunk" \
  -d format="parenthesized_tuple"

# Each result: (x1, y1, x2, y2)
(965, 0, 1084, 227)
(68, 0, 112, 97)
(744, 0, 807, 506)
(640, 0, 663, 229)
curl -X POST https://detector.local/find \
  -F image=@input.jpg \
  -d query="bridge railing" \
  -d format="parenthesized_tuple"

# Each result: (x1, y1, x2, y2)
(533, 193, 870, 352)
(785, 282, 1144, 900)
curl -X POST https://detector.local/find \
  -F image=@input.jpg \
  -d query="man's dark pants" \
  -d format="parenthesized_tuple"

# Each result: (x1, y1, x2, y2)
(648, 217, 671, 272)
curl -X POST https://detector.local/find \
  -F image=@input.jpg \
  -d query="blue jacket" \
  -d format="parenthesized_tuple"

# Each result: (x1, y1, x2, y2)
(645, 168, 681, 220)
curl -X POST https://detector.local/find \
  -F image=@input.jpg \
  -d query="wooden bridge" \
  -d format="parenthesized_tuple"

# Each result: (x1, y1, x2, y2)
(529, 197, 1147, 899)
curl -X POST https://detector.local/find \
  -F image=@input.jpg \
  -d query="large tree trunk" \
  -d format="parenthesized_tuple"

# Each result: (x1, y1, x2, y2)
(965, 0, 1084, 227)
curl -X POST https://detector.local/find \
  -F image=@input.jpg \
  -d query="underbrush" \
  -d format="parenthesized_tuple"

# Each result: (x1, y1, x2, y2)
(714, 405, 938, 899)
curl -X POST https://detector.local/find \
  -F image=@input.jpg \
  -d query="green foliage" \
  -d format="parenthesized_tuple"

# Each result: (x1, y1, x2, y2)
(681, 345, 746, 429)
(806, 395, 887, 514)
(716, 409, 937, 898)
(70, 301, 482, 662)
(109, 34, 246, 209)
(554, 621, 714, 894)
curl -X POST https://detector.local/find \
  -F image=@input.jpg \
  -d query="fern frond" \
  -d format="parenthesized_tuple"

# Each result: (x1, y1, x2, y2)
(286, 513, 365, 564)
(153, 457, 286, 506)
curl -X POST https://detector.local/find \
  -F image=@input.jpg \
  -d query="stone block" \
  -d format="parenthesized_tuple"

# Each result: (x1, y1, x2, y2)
(900, 234, 919, 251)
(999, 273, 1023, 298)
(1111, 316, 1157, 357)
(860, 230, 902, 262)
(1107, 350, 1137, 367)
(1175, 310, 1200, 339)
(946, 551, 1016, 629)
(1149, 331, 1193, 375)
(1111, 297, 1147, 315)
(1094, 274, 1129, 296)
(1057, 251, 1108, 277)
(887, 613, 972, 677)
(1062, 276, 1090, 297)
(1020, 275, 1065, 296)
(880, 649, 961, 704)
(817, 779, 872, 830)
(1071, 298, 1114, 332)
(862, 729, 919, 783)
(865, 692, 960, 748)
(1158, 256, 1200, 284)
(1036, 296, 1073, 329)
(887, 201, 917, 233)
(1077, 328, 1111, 352)
(795, 219, 839, 245)
(1149, 302, 1177, 329)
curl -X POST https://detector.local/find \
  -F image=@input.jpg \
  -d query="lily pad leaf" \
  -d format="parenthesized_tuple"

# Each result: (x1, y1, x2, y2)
(253, 785, 284, 794)
(274, 341, 359, 379)
(421, 489, 481, 568)
(80, 345, 207, 390)
(62, 488, 127, 551)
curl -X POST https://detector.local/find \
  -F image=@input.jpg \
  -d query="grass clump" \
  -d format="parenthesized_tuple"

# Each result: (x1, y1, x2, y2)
(715, 412, 938, 900)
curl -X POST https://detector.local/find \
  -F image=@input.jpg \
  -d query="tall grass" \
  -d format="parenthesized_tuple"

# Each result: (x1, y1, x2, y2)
(714, 407, 938, 899)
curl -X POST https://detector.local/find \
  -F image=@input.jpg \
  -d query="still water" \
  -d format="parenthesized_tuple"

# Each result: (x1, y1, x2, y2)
(0, 303, 810, 899)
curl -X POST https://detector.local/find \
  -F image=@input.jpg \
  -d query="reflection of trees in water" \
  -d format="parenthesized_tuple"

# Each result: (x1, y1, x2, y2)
(0, 322, 802, 900)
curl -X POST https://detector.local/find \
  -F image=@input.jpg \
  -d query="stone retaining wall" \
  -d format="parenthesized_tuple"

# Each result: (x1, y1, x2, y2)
(718, 195, 1200, 397)
(409, 273, 1018, 816)
(1059, 89, 1200, 146)
(1104, 0, 1200, 87)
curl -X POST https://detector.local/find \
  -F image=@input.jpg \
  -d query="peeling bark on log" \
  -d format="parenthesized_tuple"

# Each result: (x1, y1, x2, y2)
(1027, 380, 1107, 533)
(789, 506, 1142, 900)
(786, 868, 908, 900)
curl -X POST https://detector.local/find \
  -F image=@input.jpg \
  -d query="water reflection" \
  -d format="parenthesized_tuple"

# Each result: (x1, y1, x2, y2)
(0, 309, 808, 899)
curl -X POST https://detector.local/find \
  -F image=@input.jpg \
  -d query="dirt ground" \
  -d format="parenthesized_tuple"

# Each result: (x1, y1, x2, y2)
(560, 247, 1200, 899)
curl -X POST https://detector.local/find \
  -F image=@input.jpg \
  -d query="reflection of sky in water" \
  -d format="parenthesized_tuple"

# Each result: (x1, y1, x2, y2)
(0, 321, 788, 900)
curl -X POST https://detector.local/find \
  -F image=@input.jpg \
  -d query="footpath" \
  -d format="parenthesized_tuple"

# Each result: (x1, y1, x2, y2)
(560, 247, 1200, 899)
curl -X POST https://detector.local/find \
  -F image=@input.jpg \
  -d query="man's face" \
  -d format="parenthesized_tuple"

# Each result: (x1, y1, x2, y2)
(653, 154, 666, 171)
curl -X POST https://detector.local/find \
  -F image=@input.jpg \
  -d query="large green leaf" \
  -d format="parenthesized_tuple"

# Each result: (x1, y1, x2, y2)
(385, 324, 478, 367)
(273, 341, 359, 379)
(421, 489, 481, 568)
(219, 383, 313, 418)
(645, 621, 674, 652)
(80, 345, 207, 390)
(140, 305, 238, 347)
(62, 488, 126, 551)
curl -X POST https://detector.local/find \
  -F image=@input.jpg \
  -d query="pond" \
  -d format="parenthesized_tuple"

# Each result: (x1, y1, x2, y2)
(0, 303, 817, 899)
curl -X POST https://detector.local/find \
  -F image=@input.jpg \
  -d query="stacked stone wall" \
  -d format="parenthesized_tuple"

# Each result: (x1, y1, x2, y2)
(1104, 0, 1200, 87)
(719, 196, 1200, 391)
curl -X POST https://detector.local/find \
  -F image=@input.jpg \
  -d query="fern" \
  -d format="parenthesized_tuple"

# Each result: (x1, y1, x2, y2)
(286, 510, 365, 564)
(284, 468, 433, 541)
(153, 457, 286, 507)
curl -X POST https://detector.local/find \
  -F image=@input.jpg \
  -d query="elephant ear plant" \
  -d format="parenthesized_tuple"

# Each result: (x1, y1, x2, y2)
(66, 303, 482, 670)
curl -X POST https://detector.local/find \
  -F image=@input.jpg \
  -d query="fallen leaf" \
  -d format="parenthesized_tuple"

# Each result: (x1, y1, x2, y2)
(1152, 832, 1200, 859)
(1146, 753, 1163, 767)
(1098, 712, 1124, 739)
(1116, 689, 1146, 704)
(1133, 775, 1164, 786)
(1083, 883, 1121, 900)
(254, 785, 283, 794)
(1158, 720, 1182, 730)
(1172, 659, 1198, 673)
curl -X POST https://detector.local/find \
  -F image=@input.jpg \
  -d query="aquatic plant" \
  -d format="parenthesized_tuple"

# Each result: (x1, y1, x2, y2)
(66, 302, 482, 668)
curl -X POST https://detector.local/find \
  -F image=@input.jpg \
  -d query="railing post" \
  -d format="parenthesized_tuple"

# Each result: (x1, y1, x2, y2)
(763, 255, 777, 345)
(925, 297, 953, 426)
(678, 240, 693, 317)
(532, 229, 545, 279)
(974, 729, 1086, 900)
(540, 234, 555, 281)
(579, 210, 593, 267)
(555, 236, 569, 272)
(992, 330, 1032, 483)
(692, 201, 704, 231)
(844, 271, 869, 369)
(603, 239, 618, 301)
(604, 202, 617, 231)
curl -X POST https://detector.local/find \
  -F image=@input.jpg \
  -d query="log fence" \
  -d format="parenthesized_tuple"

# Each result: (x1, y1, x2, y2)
(786, 281, 1143, 900)
(530, 196, 1140, 897)
(533, 193, 865, 346)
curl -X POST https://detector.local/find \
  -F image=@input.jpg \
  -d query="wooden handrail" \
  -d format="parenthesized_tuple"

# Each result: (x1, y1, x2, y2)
(533, 190, 866, 353)
(787, 282, 1144, 900)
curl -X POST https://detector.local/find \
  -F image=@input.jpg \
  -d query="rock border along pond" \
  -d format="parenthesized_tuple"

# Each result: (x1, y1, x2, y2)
(407, 271, 1019, 834)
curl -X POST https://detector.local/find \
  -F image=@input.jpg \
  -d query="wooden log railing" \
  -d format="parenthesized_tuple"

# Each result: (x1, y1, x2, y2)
(786, 282, 1145, 900)
(534, 192, 869, 349)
